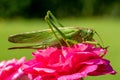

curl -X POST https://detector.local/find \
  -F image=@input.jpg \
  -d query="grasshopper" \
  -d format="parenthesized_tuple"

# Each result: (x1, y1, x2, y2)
(8, 11, 103, 49)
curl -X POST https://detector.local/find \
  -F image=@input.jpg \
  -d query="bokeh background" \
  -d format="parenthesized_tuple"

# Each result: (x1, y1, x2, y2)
(0, 0, 120, 80)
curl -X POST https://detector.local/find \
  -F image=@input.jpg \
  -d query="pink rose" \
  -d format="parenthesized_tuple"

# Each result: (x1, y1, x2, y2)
(0, 57, 29, 80)
(22, 43, 116, 80)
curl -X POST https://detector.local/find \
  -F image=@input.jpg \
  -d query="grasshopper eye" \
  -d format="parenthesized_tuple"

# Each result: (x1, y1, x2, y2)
(88, 29, 94, 36)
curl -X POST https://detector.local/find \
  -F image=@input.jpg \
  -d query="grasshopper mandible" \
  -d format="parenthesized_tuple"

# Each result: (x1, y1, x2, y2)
(8, 11, 103, 49)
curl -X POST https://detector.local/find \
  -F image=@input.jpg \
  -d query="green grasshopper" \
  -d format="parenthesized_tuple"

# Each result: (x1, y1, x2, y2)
(8, 11, 103, 50)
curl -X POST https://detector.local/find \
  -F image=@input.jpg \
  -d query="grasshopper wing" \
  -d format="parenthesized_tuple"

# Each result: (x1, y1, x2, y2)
(8, 27, 79, 49)
(8, 27, 78, 43)
(8, 29, 54, 43)
(8, 29, 58, 49)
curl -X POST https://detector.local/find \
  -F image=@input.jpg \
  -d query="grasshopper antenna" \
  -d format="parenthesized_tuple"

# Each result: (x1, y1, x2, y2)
(94, 31, 104, 48)
(47, 10, 64, 27)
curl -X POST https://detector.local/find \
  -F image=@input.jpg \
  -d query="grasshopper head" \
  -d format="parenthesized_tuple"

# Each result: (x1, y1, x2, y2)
(79, 28, 95, 41)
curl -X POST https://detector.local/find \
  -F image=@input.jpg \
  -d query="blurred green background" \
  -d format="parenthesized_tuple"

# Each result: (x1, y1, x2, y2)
(0, 0, 120, 18)
(0, 0, 120, 80)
